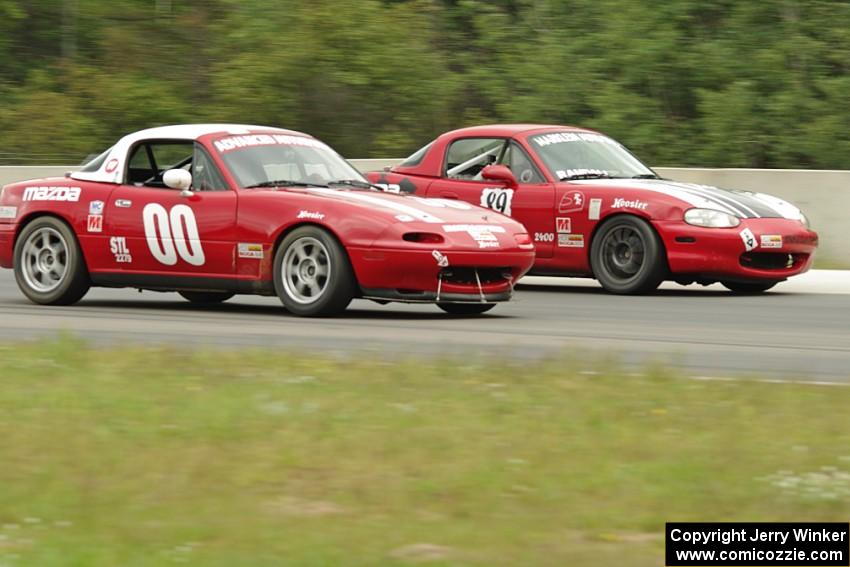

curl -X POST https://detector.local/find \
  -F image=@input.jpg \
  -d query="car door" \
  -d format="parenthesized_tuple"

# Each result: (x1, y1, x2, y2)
(426, 137, 556, 258)
(105, 140, 237, 280)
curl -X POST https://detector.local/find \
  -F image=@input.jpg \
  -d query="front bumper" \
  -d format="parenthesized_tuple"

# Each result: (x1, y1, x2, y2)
(347, 245, 535, 303)
(655, 218, 818, 282)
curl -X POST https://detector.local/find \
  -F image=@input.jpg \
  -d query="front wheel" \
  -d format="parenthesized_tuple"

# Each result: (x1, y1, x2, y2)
(437, 302, 496, 315)
(721, 281, 779, 294)
(590, 216, 666, 294)
(14, 216, 90, 305)
(178, 291, 235, 304)
(273, 226, 356, 317)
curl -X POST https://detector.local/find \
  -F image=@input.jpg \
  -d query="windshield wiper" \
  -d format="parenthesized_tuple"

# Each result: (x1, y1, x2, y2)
(560, 172, 611, 181)
(631, 174, 660, 179)
(327, 179, 382, 191)
(244, 179, 329, 189)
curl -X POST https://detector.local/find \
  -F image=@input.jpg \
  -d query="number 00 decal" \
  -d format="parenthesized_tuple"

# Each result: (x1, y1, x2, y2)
(143, 203, 206, 266)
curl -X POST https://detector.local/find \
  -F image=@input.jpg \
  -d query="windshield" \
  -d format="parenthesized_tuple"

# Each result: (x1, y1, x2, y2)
(214, 134, 367, 188)
(528, 132, 656, 180)
(400, 141, 434, 167)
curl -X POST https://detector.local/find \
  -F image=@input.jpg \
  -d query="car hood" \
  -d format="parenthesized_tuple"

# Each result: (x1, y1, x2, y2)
(291, 187, 517, 226)
(570, 178, 805, 220)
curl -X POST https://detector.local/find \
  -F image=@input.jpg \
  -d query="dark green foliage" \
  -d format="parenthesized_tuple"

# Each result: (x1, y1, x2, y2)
(0, 0, 848, 167)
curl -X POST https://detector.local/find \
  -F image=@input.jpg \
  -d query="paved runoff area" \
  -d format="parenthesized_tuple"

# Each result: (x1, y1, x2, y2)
(1, 269, 848, 382)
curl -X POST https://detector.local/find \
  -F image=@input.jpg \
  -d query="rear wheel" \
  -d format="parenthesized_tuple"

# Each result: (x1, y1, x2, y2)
(14, 216, 90, 305)
(590, 216, 666, 294)
(721, 281, 779, 294)
(178, 291, 235, 304)
(273, 226, 356, 316)
(437, 302, 496, 315)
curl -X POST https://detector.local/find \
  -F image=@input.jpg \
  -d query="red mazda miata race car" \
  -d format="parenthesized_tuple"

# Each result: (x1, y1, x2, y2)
(0, 124, 535, 316)
(367, 125, 819, 294)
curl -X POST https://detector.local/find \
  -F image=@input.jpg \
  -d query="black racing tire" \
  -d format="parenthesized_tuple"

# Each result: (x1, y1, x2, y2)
(590, 215, 667, 294)
(437, 302, 497, 315)
(178, 291, 235, 304)
(273, 226, 356, 317)
(13, 216, 90, 305)
(721, 281, 779, 294)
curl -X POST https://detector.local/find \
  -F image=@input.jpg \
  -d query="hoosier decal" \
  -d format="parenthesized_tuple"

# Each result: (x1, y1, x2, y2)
(612, 197, 648, 210)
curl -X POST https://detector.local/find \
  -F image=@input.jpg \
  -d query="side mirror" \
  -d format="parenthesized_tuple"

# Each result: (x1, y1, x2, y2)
(481, 164, 517, 187)
(163, 169, 193, 191)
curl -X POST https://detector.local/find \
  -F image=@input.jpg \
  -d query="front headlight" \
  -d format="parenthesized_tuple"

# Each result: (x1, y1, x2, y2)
(684, 208, 741, 228)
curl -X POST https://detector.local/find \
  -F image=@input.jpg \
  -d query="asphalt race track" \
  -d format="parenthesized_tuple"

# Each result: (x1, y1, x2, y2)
(1, 269, 848, 382)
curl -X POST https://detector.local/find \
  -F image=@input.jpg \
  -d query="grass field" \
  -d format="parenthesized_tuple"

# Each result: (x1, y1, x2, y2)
(0, 337, 848, 566)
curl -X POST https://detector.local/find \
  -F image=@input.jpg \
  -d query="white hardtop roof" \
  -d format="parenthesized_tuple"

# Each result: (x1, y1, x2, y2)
(120, 123, 301, 142)
(71, 123, 308, 184)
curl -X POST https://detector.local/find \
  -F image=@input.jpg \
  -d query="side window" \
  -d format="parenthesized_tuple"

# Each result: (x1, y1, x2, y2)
(127, 144, 155, 185)
(502, 142, 545, 184)
(444, 138, 506, 180)
(125, 141, 194, 188)
(192, 145, 228, 191)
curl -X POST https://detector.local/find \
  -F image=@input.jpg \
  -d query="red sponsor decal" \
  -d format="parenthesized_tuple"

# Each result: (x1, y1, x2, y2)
(559, 191, 585, 213)
(556, 217, 571, 233)
(104, 158, 119, 173)
(87, 215, 103, 233)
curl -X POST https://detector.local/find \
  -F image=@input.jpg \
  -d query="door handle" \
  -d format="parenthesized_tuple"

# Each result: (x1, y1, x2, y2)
(439, 192, 459, 199)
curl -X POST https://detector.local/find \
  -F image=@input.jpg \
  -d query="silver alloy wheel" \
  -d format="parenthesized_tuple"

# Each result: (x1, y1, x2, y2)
(281, 236, 331, 304)
(21, 227, 69, 293)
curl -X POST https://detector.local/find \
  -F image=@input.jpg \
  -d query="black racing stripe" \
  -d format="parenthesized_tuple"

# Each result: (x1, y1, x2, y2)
(643, 181, 744, 216)
(676, 183, 783, 218)
(665, 182, 759, 218)
(725, 189, 785, 217)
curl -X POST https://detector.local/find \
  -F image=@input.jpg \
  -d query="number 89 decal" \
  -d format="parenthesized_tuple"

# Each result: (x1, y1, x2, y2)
(143, 203, 205, 266)
(480, 188, 514, 216)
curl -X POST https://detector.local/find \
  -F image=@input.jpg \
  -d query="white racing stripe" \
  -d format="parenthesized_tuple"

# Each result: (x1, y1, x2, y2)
(307, 188, 445, 223)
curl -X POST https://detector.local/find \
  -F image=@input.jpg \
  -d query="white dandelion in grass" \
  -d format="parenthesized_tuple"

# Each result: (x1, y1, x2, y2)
(281, 375, 317, 384)
(761, 465, 850, 500)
